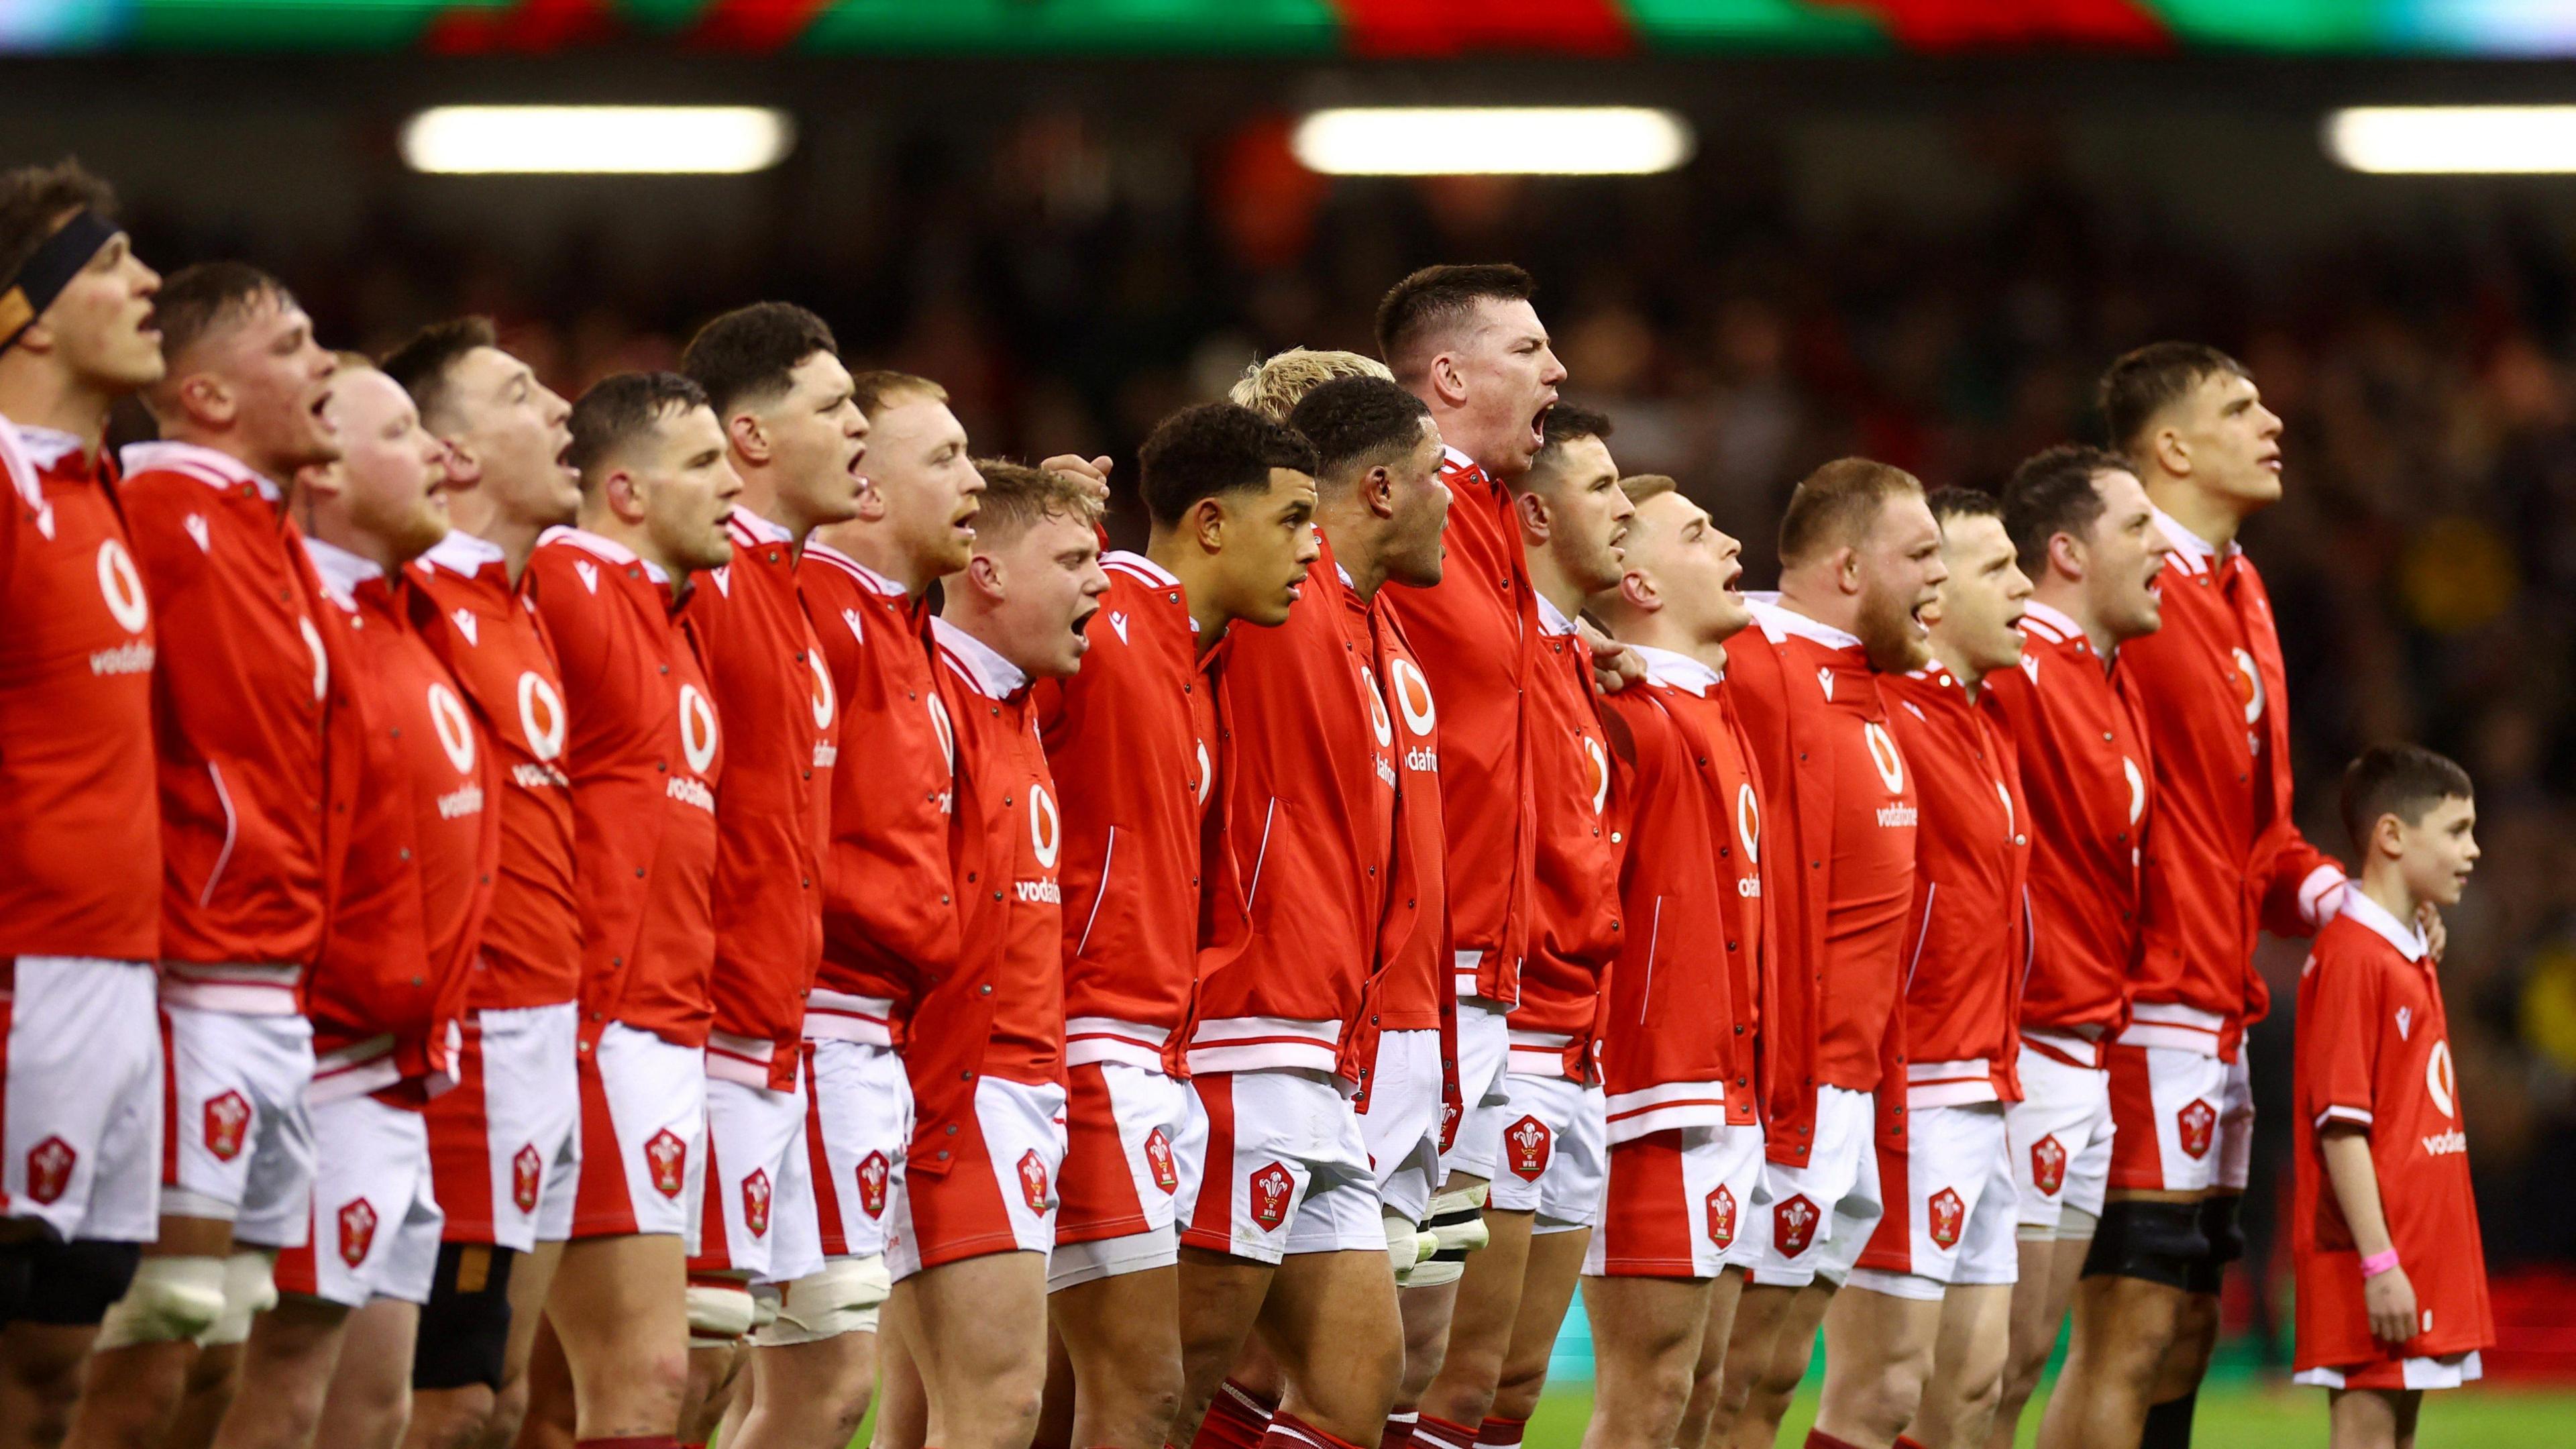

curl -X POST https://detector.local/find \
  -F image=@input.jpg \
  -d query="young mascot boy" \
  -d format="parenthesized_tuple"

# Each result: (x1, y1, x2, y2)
(2291, 745, 2491, 1449)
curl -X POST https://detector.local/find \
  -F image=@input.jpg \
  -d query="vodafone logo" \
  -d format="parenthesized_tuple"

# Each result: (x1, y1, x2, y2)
(678, 684, 718, 774)
(1194, 739, 1213, 808)
(300, 614, 329, 701)
(2124, 756, 2146, 824)
(1736, 782, 1760, 864)
(1391, 655, 1437, 737)
(1030, 782, 1061, 869)
(1585, 734, 1609, 815)
(2426, 1039, 2456, 1120)
(2231, 647, 2265, 726)
(808, 650, 836, 730)
(97, 539, 148, 634)
(1362, 665, 1393, 748)
(1864, 721, 1904, 793)
(519, 672, 566, 761)
(427, 683, 476, 774)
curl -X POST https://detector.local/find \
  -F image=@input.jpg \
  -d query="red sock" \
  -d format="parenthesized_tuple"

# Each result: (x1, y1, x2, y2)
(1802, 1432, 1866, 1449)
(1193, 1380, 1277, 1449)
(1472, 1418, 1526, 1449)
(1410, 1415, 1478, 1449)
(1260, 1410, 1369, 1449)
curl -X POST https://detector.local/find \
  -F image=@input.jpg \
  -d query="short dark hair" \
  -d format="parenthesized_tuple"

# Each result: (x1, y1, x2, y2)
(1374, 263, 1538, 380)
(1778, 457, 1925, 568)
(849, 369, 947, 420)
(2339, 744, 2474, 853)
(567, 372, 708, 490)
(380, 317, 497, 431)
(1513, 402, 1615, 496)
(152, 261, 296, 373)
(2001, 444, 2130, 574)
(1282, 376, 1429, 489)
(0, 158, 115, 291)
(1137, 402, 1319, 528)
(1928, 486, 2000, 527)
(971, 458, 1108, 545)
(2098, 341, 2249, 454)
(680, 302, 838, 419)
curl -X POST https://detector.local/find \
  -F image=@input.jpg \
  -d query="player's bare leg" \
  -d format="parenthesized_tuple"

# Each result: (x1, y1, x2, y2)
(544, 1234, 688, 1441)
(0, 1315, 93, 1449)
(1728, 1280, 1834, 1448)
(1482, 1230, 1589, 1430)
(511, 1315, 574, 1449)
(64, 1219, 237, 1449)
(731, 1328, 877, 1449)
(1249, 1250, 1403, 1444)
(1674, 1267, 1747, 1449)
(1051, 1265, 1185, 1449)
(207, 1295, 352, 1449)
(470, 1239, 560, 1449)
(1413, 1209, 1534, 1432)
(1034, 1324, 1075, 1449)
(1815, 1286, 1945, 1446)
(2033, 1269, 2190, 1449)
(1394, 1279, 1462, 1427)
(2326, 1387, 2421, 1449)
(1986, 1234, 2089, 1449)
(1705, 1277, 1791, 1448)
(679, 1342, 745, 1445)
(2141, 1281, 2220, 1442)
(1905, 1285, 2010, 1449)
(1170, 1250, 1276, 1448)
(890, 1250, 1051, 1449)
(1576, 1274, 1710, 1449)
(871, 1313, 926, 1449)
(314, 1298, 419, 1449)
(162, 1342, 245, 1449)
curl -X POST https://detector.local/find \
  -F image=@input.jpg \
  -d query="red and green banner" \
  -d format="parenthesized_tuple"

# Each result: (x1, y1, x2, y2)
(4, 0, 2570, 56)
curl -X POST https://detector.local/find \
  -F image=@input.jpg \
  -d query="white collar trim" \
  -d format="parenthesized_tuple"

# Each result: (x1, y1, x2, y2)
(1749, 596, 1861, 651)
(932, 615, 1028, 698)
(119, 439, 284, 502)
(1536, 591, 1578, 637)
(804, 541, 906, 597)
(1632, 643, 1722, 695)
(419, 529, 506, 577)
(2341, 890, 2427, 963)
(729, 507, 793, 545)
(303, 537, 383, 604)
(1104, 549, 1179, 588)
(8, 422, 82, 470)
(539, 524, 669, 584)
(2150, 505, 2233, 578)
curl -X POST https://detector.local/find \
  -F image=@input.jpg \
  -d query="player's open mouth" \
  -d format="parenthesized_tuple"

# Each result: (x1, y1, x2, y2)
(309, 389, 337, 432)
(847, 445, 867, 478)
(1529, 400, 1554, 449)
(1071, 604, 1097, 641)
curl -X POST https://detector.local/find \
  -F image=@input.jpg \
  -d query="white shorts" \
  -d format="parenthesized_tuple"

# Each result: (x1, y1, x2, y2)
(570, 1022, 706, 1249)
(2215, 1053, 2253, 1193)
(1051, 1061, 1205, 1293)
(276, 1094, 443, 1308)
(1180, 1069, 1385, 1265)
(1452, 1071, 1608, 1232)
(2294, 1350, 2484, 1391)
(700, 1071, 823, 1285)
(2106, 1044, 2226, 1195)
(1742, 1085, 1882, 1288)
(886, 1075, 1067, 1281)
(2006, 1041, 2114, 1233)
(1849, 1102, 2019, 1299)
(1585, 1124, 1766, 1279)
(426, 1002, 581, 1253)
(3, 957, 162, 1242)
(1358, 1030, 1446, 1223)
(1456, 998, 1511, 1114)
(802, 1037, 910, 1260)
(162, 1001, 317, 1250)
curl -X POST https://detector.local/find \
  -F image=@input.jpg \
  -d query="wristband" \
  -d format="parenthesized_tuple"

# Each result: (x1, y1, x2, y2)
(2359, 1248, 2402, 1279)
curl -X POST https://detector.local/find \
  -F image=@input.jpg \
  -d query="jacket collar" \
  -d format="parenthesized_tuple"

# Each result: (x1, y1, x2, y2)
(419, 529, 506, 579)
(120, 439, 284, 502)
(2342, 890, 2426, 963)
(1748, 595, 1862, 651)
(538, 524, 669, 584)
(2150, 506, 2235, 579)
(1631, 643, 1722, 695)
(932, 615, 1028, 698)
(303, 536, 384, 607)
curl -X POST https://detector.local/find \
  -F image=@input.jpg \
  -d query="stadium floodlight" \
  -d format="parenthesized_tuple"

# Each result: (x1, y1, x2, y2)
(2326, 105, 2576, 174)
(1291, 107, 1695, 176)
(400, 106, 796, 175)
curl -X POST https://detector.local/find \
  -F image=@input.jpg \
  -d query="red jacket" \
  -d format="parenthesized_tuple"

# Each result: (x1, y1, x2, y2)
(0, 422, 158, 963)
(800, 543, 957, 1047)
(2121, 512, 2345, 1057)
(1192, 543, 1393, 1077)
(1031, 552, 1212, 1073)
(119, 441, 337, 996)
(1595, 647, 1769, 1141)
(684, 511, 833, 1090)
(1729, 600, 1918, 1165)
(910, 619, 1066, 1179)
(1350, 594, 1461, 1135)
(1979, 600, 2150, 1059)
(524, 527, 722, 1049)
(410, 531, 580, 1013)
(1375, 448, 1540, 1006)
(1511, 598, 1623, 1081)
(302, 541, 497, 1104)
(1881, 664, 2029, 1107)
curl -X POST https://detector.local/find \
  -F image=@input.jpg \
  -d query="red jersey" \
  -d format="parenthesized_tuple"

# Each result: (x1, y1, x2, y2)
(2292, 894, 2493, 1374)
(1881, 665, 2029, 1108)
(1729, 600, 1917, 1165)
(0, 422, 158, 963)
(1511, 597, 1623, 1081)
(1980, 600, 2151, 1057)
(1030, 551, 1212, 1073)
(524, 527, 722, 1049)
(800, 543, 956, 1048)
(2123, 511, 2345, 1057)
(914, 620, 1065, 1177)
(1193, 544, 1393, 1077)
(1375, 448, 1540, 1006)
(301, 541, 498, 1104)
(411, 531, 580, 1013)
(1595, 647, 1769, 1140)
(1350, 593, 1460, 1130)
(684, 511, 833, 1091)
(120, 441, 335, 998)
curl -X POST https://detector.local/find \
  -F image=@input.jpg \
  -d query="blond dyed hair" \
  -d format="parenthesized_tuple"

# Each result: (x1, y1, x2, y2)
(1229, 348, 1395, 423)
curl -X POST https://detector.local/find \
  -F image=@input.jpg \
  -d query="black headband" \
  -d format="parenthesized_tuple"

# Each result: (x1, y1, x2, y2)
(0, 209, 119, 356)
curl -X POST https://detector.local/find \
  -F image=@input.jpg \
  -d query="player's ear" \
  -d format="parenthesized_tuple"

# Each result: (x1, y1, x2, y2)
(966, 550, 1005, 601)
(179, 372, 234, 430)
(2047, 529, 2084, 582)
(439, 436, 484, 489)
(1366, 466, 1398, 522)
(1835, 543, 1864, 596)
(604, 468, 649, 526)
(1191, 494, 1227, 555)
(2151, 423, 2190, 479)
(1513, 485, 1550, 543)
(725, 411, 770, 466)
(1428, 352, 1469, 410)
(2371, 811, 2406, 861)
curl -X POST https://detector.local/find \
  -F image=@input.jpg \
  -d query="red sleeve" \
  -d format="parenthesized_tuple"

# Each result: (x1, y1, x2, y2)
(523, 555, 606, 689)
(2263, 826, 2349, 939)
(2300, 946, 2383, 1132)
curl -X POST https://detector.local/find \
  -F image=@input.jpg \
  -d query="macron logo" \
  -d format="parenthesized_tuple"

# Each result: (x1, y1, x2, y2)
(1817, 666, 1835, 701)
(1110, 611, 1129, 645)
(710, 566, 731, 597)
(574, 561, 599, 594)
(451, 608, 478, 646)
(183, 513, 211, 553)
(843, 607, 864, 644)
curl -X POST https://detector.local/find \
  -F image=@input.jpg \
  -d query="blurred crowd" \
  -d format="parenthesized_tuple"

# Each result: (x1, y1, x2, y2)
(103, 106, 2576, 1293)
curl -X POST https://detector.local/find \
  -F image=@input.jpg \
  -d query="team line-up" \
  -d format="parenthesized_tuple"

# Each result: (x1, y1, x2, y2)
(0, 157, 2491, 1449)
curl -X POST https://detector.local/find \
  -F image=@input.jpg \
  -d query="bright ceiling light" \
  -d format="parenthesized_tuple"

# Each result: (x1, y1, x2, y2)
(400, 106, 795, 175)
(1291, 107, 1695, 177)
(2326, 105, 2576, 174)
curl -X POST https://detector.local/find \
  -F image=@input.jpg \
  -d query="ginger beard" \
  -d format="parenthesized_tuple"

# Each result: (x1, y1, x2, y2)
(325, 368, 453, 562)
(867, 394, 985, 579)
(1850, 494, 1945, 674)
